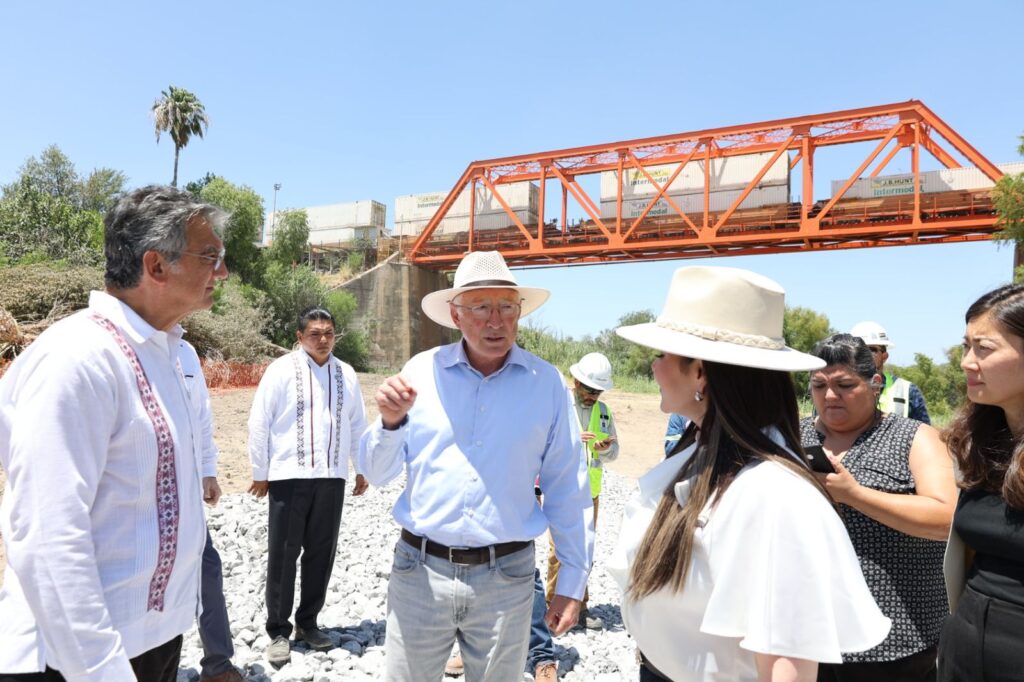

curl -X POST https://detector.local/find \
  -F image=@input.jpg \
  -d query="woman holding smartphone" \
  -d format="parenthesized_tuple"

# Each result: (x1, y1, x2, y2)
(801, 333, 956, 681)
(608, 266, 890, 682)
(939, 283, 1024, 680)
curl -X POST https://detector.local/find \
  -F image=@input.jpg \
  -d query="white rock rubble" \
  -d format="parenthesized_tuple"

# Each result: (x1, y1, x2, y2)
(177, 471, 640, 681)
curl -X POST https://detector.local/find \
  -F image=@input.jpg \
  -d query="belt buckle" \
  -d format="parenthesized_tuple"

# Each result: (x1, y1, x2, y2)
(448, 546, 471, 565)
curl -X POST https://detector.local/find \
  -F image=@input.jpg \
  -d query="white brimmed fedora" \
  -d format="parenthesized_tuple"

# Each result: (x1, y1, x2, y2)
(421, 251, 550, 330)
(616, 266, 825, 372)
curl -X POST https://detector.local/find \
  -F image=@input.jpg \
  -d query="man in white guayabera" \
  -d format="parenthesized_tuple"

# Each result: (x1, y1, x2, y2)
(0, 186, 229, 681)
(359, 250, 595, 682)
(247, 306, 369, 668)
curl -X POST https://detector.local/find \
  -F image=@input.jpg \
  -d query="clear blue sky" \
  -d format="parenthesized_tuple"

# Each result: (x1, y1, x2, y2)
(2, 1, 1020, 365)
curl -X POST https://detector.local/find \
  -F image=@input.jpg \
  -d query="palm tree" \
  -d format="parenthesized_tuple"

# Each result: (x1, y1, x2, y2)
(152, 86, 209, 187)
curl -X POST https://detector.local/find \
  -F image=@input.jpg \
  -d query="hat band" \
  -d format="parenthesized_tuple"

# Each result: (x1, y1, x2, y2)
(455, 279, 518, 288)
(656, 315, 786, 350)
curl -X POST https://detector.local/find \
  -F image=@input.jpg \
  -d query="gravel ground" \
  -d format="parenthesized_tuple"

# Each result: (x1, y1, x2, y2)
(176, 470, 640, 681)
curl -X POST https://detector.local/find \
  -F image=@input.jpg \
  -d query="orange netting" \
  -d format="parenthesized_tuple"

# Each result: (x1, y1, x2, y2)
(200, 359, 270, 389)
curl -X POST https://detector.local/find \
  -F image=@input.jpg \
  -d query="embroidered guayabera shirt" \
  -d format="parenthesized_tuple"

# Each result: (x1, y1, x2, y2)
(248, 349, 367, 482)
(0, 291, 206, 680)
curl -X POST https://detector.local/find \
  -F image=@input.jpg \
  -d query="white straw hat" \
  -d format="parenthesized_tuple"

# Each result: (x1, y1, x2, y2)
(616, 266, 825, 372)
(421, 251, 550, 330)
(570, 352, 614, 391)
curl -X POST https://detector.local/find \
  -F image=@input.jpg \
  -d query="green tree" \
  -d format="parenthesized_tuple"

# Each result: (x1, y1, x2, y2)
(198, 177, 265, 285)
(13, 145, 81, 202)
(783, 306, 833, 353)
(184, 172, 218, 196)
(890, 344, 968, 425)
(782, 306, 834, 397)
(0, 175, 103, 264)
(152, 86, 209, 187)
(261, 262, 369, 369)
(596, 310, 658, 378)
(268, 209, 310, 266)
(993, 133, 1024, 280)
(79, 167, 127, 214)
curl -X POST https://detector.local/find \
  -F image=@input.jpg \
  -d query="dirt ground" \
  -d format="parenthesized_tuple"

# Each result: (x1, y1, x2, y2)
(210, 373, 666, 494)
(0, 373, 668, 581)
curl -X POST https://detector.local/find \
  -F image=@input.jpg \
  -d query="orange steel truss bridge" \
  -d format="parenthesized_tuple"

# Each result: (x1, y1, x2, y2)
(406, 100, 1005, 269)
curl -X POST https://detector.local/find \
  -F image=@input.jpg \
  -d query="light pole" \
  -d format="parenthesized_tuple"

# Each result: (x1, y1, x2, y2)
(269, 183, 281, 244)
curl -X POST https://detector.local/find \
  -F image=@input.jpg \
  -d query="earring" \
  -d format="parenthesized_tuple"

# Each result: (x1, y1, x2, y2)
(694, 390, 704, 402)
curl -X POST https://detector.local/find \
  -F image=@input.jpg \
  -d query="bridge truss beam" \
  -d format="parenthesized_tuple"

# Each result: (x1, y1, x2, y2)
(407, 100, 1004, 269)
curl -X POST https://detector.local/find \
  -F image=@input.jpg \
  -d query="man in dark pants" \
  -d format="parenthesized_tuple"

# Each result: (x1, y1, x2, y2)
(248, 308, 369, 668)
(181, 342, 244, 682)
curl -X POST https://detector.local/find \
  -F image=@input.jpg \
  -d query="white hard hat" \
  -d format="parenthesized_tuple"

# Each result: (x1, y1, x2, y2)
(569, 352, 614, 391)
(850, 321, 895, 348)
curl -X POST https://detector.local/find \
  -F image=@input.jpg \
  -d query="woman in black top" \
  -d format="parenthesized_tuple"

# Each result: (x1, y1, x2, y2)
(940, 283, 1024, 681)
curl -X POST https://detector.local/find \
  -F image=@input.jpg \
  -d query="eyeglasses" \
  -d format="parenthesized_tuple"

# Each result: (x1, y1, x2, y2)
(867, 346, 886, 354)
(182, 247, 226, 270)
(450, 300, 523, 321)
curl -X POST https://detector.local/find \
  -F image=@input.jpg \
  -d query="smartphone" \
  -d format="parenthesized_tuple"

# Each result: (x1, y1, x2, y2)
(802, 445, 836, 474)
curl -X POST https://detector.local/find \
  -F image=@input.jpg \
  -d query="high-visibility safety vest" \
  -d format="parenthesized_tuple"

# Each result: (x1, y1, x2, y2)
(582, 401, 612, 499)
(878, 372, 911, 418)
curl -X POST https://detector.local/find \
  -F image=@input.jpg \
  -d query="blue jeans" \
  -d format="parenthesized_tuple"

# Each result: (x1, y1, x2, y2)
(385, 537, 535, 682)
(526, 569, 555, 672)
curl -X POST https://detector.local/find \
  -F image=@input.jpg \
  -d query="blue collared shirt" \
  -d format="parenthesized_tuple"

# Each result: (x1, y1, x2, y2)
(359, 341, 595, 599)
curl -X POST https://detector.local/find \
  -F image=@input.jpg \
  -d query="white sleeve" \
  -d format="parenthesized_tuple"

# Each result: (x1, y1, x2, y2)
(180, 343, 218, 478)
(247, 362, 281, 481)
(699, 465, 891, 664)
(346, 367, 368, 476)
(358, 416, 407, 486)
(2, 345, 137, 680)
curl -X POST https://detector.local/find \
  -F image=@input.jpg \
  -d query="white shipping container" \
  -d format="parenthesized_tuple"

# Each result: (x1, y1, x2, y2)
(599, 151, 789, 202)
(393, 208, 539, 238)
(830, 162, 1024, 199)
(307, 226, 382, 245)
(395, 182, 539, 222)
(599, 185, 790, 220)
(264, 200, 385, 245)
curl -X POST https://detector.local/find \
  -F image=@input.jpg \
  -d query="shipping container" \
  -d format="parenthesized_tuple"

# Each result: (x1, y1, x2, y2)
(599, 151, 789, 203)
(395, 182, 539, 222)
(393, 209, 538, 238)
(307, 225, 383, 245)
(599, 185, 791, 219)
(830, 162, 1024, 199)
(264, 199, 386, 245)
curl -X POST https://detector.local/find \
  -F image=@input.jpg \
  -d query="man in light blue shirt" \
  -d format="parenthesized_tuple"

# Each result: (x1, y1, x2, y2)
(359, 251, 594, 682)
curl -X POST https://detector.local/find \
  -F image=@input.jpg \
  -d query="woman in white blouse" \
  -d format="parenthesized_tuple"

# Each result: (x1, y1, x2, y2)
(608, 266, 890, 682)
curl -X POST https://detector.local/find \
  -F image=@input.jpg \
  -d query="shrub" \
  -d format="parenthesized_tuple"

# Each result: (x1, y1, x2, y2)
(0, 263, 103, 321)
(184, 276, 275, 362)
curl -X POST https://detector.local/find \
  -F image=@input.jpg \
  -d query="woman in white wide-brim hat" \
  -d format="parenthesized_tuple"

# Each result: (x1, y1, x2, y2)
(606, 266, 891, 682)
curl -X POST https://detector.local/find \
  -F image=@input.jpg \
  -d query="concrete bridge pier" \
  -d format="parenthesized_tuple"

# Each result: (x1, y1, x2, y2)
(340, 254, 455, 370)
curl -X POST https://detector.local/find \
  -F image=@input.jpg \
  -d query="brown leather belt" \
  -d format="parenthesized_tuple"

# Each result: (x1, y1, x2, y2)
(400, 529, 531, 565)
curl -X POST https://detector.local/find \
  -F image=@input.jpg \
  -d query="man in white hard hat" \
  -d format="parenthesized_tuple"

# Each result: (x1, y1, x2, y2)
(359, 251, 594, 682)
(544, 352, 619, 631)
(850, 321, 931, 424)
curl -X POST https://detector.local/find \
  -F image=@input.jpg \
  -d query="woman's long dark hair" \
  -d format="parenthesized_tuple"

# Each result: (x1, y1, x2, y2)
(629, 357, 827, 599)
(945, 283, 1024, 508)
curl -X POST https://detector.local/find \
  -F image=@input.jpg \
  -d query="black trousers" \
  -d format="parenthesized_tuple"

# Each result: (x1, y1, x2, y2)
(939, 585, 1024, 681)
(818, 645, 937, 682)
(266, 477, 346, 638)
(0, 635, 182, 681)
